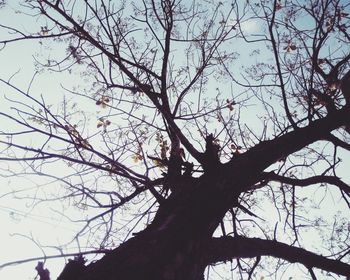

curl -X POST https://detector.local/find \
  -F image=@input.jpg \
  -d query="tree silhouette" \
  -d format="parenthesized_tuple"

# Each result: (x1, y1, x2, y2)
(0, 0, 350, 279)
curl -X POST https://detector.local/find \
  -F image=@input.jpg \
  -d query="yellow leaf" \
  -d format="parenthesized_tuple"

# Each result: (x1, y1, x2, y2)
(131, 154, 143, 163)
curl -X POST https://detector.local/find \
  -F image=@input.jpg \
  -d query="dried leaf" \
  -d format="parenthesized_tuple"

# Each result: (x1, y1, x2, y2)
(131, 154, 143, 163)
(97, 119, 111, 130)
(275, 1, 282, 10)
(328, 83, 338, 91)
(96, 96, 110, 108)
(284, 42, 297, 53)
(40, 26, 49, 36)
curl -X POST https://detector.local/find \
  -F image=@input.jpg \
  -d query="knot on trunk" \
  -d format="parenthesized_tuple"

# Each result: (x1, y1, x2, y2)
(203, 134, 220, 170)
(35, 262, 50, 280)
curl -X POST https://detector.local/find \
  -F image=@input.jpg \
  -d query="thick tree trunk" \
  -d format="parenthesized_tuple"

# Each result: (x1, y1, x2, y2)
(58, 172, 235, 280)
(77, 233, 207, 280)
(58, 233, 208, 280)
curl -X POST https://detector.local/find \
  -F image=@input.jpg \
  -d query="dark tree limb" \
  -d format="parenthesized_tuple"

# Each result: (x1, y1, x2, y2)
(206, 236, 350, 277)
(326, 134, 350, 151)
(261, 171, 350, 195)
(229, 106, 350, 177)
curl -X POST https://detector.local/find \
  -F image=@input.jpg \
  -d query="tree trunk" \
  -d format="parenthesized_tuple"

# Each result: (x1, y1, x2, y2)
(58, 172, 234, 280)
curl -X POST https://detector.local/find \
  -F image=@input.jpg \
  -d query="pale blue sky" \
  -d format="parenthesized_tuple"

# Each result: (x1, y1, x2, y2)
(0, 1, 349, 280)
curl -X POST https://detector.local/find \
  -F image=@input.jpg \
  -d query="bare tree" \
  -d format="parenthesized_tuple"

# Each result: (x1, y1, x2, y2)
(1, 0, 350, 279)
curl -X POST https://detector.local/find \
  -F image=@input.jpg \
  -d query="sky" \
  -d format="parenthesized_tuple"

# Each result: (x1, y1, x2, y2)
(0, 3, 83, 278)
(0, 1, 349, 280)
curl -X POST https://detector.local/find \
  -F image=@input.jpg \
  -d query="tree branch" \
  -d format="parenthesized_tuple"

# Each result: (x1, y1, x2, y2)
(326, 134, 350, 152)
(206, 236, 350, 277)
(229, 106, 350, 177)
(261, 171, 350, 195)
(0, 250, 109, 269)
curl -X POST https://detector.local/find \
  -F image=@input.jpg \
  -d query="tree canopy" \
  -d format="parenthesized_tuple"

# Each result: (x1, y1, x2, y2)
(0, 0, 350, 279)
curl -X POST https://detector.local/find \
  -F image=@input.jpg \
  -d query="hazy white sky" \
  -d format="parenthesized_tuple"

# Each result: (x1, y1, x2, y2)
(0, 4, 81, 278)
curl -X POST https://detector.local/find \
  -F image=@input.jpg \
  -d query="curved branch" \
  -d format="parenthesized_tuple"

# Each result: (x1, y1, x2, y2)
(261, 171, 350, 195)
(229, 106, 350, 177)
(206, 236, 350, 277)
